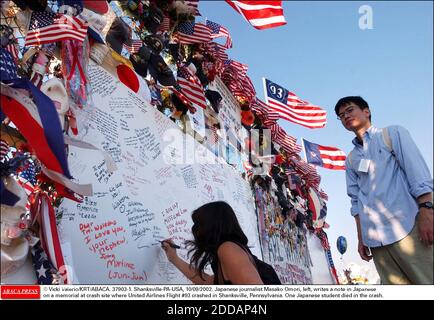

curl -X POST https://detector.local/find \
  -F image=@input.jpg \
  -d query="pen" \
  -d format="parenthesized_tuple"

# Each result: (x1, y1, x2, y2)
(160, 240, 181, 249)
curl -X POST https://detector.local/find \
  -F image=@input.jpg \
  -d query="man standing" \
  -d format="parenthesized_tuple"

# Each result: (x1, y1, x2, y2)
(335, 96, 433, 284)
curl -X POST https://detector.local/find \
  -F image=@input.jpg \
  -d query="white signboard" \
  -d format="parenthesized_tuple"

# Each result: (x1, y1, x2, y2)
(307, 233, 335, 284)
(210, 77, 242, 148)
(188, 106, 206, 138)
(58, 62, 260, 284)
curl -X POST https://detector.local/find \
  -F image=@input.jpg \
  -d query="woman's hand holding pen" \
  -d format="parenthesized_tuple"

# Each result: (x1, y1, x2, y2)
(161, 239, 179, 262)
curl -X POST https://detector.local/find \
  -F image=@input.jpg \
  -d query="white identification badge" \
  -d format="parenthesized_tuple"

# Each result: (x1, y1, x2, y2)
(358, 159, 371, 173)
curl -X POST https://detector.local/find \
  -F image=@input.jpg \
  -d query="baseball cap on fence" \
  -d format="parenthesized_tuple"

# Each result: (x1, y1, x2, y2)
(129, 45, 152, 77)
(106, 17, 132, 54)
(148, 54, 176, 86)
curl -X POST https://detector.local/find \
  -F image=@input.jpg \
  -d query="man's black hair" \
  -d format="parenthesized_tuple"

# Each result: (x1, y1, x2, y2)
(335, 96, 371, 121)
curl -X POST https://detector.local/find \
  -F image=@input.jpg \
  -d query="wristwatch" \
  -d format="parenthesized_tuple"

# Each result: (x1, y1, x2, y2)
(418, 201, 433, 209)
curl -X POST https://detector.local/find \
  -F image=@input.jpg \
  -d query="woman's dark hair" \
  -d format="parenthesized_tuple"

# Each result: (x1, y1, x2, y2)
(334, 96, 371, 122)
(186, 201, 248, 279)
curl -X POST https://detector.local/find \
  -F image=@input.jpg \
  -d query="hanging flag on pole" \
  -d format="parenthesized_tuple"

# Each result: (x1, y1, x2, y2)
(173, 22, 212, 44)
(263, 78, 327, 129)
(206, 20, 233, 48)
(302, 138, 346, 170)
(225, 0, 286, 30)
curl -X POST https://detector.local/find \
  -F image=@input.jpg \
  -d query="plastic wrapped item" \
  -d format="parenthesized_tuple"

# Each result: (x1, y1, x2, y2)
(90, 42, 110, 65)
(40, 78, 70, 130)
(1, 237, 29, 277)
(106, 17, 131, 55)
(0, 177, 30, 277)
(61, 38, 90, 110)
(29, 50, 50, 87)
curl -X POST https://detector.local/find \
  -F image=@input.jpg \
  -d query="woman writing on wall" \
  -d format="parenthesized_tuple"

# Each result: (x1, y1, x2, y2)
(161, 201, 264, 285)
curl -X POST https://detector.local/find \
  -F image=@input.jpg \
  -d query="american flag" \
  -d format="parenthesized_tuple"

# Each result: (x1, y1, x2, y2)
(17, 162, 38, 211)
(225, 0, 286, 30)
(206, 20, 233, 48)
(264, 78, 327, 129)
(123, 39, 142, 54)
(270, 123, 301, 154)
(32, 192, 70, 284)
(241, 75, 256, 100)
(174, 22, 212, 44)
(285, 167, 301, 190)
(205, 42, 228, 61)
(250, 98, 279, 127)
(224, 59, 248, 76)
(290, 156, 319, 181)
(224, 73, 255, 102)
(302, 138, 346, 170)
(185, 0, 201, 16)
(0, 139, 9, 160)
(31, 241, 60, 285)
(25, 11, 88, 47)
(18, 163, 37, 192)
(317, 229, 330, 250)
(177, 66, 207, 110)
(0, 47, 18, 80)
(319, 189, 329, 201)
(157, 15, 171, 33)
(208, 124, 220, 146)
(5, 43, 19, 62)
(221, 61, 254, 102)
(243, 161, 254, 179)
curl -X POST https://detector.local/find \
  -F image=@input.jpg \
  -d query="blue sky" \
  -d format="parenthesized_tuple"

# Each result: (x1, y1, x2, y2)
(198, 1, 433, 277)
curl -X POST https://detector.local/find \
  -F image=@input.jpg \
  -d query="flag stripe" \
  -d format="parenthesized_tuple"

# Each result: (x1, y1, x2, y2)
(247, 15, 286, 27)
(270, 98, 327, 115)
(226, 0, 286, 30)
(269, 101, 327, 120)
(318, 145, 345, 152)
(230, 2, 284, 10)
(322, 163, 346, 170)
(319, 154, 346, 161)
(269, 106, 327, 128)
(321, 158, 346, 166)
(269, 108, 326, 126)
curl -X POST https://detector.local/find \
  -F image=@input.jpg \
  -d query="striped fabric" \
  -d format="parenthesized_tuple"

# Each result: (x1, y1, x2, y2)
(225, 1, 286, 30)
(264, 78, 327, 129)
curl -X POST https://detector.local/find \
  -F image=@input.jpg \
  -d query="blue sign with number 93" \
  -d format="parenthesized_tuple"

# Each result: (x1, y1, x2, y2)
(265, 79, 288, 104)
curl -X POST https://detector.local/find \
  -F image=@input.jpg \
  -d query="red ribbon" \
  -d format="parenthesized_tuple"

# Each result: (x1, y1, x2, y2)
(67, 41, 87, 85)
(30, 191, 69, 284)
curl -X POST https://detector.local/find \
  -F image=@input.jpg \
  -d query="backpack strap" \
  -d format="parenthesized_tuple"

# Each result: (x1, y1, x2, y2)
(347, 150, 353, 167)
(382, 127, 393, 152)
(382, 127, 400, 167)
